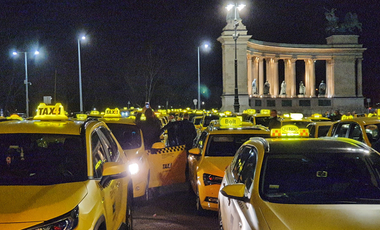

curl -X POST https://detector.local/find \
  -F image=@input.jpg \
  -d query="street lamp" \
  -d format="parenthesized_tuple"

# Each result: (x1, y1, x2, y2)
(197, 43, 209, 110)
(78, 35, 86, 112)
(12, 50, 39, 118)
(227, 2, 245, 113)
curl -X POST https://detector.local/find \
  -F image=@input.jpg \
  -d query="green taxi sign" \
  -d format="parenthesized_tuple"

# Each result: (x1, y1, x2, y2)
(219, 117, 242, 128)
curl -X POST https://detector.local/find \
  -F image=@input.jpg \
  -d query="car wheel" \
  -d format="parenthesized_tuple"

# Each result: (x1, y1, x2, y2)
(144, 172, 150, 201)
(218, 208, 224, 230)
(126, 188, 133, 230)
(196, 190, 205, 215)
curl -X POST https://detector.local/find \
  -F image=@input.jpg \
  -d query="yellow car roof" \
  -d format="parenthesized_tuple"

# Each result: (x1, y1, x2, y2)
(0, 119, 83, 135)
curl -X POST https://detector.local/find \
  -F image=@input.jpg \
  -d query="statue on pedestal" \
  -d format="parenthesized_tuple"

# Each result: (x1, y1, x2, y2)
(280, 80, 286, 95)
(319, 80, 326, 96)
(252, 79, 257, 95)
(299, 81, 305, 95)
(264, 81, 270, 95)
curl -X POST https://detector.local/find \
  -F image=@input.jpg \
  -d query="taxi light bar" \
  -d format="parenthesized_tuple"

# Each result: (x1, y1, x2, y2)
(271, 125, 309, 137)
(33, 103, 68, 120)
(219, 117, 242, 128)
(104, 108, 122, 118)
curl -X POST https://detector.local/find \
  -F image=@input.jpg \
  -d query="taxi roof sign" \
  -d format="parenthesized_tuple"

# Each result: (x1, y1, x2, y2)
(219, 117, 242, 128)
(104, 108, 122, 118)
(76, 114, 88, 120)
(271, 125, 309, 137)
(33, 103, 68, 120)
(260, 109, 270, 115)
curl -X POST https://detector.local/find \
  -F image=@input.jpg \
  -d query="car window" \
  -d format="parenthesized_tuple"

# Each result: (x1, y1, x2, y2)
(333, 123, 349, 137)
(308, 125, 316, 137)
(98, 126, 120, 162)
(260, 151, 380, 204)
(349, 123, 363, 142)
(106, 123, 142, 150)
(206, 134, 268, 157)
(232, 146, 257, 190)
(91, 131, 109, 178)
(196, 131, 208, 149)
(317, 125, 331, 137)
(0, 134, 87, 185)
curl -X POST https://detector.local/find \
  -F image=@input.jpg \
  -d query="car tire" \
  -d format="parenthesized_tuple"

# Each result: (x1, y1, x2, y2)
(126, 187, 133, 230)
(218, 208, 224, 230)
(196, 190, 205, 215)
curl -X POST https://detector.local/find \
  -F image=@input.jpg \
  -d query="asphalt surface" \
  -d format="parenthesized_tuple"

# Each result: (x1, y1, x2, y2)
(133, 182, 219, 230)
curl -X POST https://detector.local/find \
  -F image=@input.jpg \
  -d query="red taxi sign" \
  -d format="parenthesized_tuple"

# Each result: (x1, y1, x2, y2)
(33, 103, 68, 120)
(271, 125, 309, 137)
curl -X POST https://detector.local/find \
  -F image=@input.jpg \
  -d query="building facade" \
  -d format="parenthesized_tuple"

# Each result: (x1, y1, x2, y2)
(218, 12, 366, 115)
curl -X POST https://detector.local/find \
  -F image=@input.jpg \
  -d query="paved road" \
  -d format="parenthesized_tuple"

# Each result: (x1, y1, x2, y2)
(133, 182, 219, 230)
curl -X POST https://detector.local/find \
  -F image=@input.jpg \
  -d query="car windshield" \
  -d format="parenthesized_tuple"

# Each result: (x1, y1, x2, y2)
(260, 151, 380, 204)
(106, 123, 142, 150)
(206, 134, 270, 157)
(0, 134, 87, 185)
(203, 115, 220, 127)
(255, 117, 270, 127)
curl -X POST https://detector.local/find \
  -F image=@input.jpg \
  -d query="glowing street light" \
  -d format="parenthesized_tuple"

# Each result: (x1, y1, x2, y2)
(197, 43, 210, 110)
(12, 50, 39, 118)
(226, 2, 246, 113)
(78, 35, 86, 112)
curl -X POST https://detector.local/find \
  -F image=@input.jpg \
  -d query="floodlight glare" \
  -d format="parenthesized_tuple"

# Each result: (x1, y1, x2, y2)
(226, 4, 234, 11)
(237, 4, 246, 11)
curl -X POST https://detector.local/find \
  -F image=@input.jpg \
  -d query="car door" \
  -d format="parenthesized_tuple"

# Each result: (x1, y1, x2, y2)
(97, 126, 128, 227)
(222, 146, 258, 230)
(92, 128, 124, 230)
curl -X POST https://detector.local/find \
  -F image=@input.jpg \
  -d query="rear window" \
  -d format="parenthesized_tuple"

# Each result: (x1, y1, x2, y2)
(205, 133, 270, 157)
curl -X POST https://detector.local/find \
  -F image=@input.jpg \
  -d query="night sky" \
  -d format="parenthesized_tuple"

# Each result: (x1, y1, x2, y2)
(1, 0, 379, 115)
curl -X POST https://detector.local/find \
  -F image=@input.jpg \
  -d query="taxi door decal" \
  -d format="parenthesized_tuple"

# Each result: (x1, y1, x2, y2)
(148, 145, 187, 188)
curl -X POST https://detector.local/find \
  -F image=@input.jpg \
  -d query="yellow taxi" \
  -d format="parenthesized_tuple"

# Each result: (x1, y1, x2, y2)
(327, 116, 380, 147)
(99, 108, 151, 200)
(188, 117, 270, 214)
(0, 103, 133, 230)
(306, 113, 331, 122)
(192, 115, 203, 130)
(307, 121, 335, 138)
(247, 109, 272, 127)
(281, 113, 312, 128)
(219, 126, 380, 230)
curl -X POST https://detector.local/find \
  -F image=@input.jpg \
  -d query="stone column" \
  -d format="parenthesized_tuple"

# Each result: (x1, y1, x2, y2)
(305, 59, 315, 97)
(285, 59, 296, 97)
(326, 59, 335, 97)
(247, 56, 253, 95)
(258, 58, 264, 96)
(357, 58, 363, 97)
(273, 58, 279, 97)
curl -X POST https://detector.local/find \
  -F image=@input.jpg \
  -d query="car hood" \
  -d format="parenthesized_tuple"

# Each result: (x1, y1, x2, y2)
(260, 201, 380, 230)
(201, 156, 234, 176)
(0, 182, 88, 226)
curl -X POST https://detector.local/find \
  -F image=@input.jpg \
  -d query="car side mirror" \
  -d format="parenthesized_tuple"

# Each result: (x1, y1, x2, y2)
(188, 148, 201, 156)
(152, 142, 166, 149)
(220, 183, 250, 202)
(100, 162, 127, 187)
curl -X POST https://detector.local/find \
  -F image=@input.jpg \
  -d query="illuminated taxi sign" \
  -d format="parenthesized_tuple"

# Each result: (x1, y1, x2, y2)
(290, 113, 303, 120)
(224, 111, 232, 116)
(341, 115, 354, 120)
(271, 125, 309, 137)
(311, 113, 322, 118)
(104, 108, 121, 118)
(76, 114, 88, 120)
(219, 117, 242, 128)
(7, 114, 23, 121)
(260, 109, 270, 115)
(34, 103, 68, 120)
(90, 110, 100, 116)
(246, 109, 256, 115)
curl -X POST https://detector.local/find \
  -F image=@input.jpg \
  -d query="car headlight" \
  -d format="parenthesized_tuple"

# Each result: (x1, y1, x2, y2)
(129, 163, 139, 175)
(25, 206, 79, 230)
(203, 173, 223, 186)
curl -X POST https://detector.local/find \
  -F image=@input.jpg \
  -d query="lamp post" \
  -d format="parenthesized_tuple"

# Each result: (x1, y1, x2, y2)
(227, 3, 245, 113)
(12, 50, 39, 118)
(197, 43, 209, 110)
(78, 35, 86, 113)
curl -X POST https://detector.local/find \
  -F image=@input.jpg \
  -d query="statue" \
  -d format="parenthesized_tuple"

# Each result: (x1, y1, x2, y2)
(319, 80, 326, 96)
(264, 81, 270, 95)
(299, 81, 305, 95)
(251, 79, 257, 95)
(325, 8, 362, 35)
(280, 81, 286, 95)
